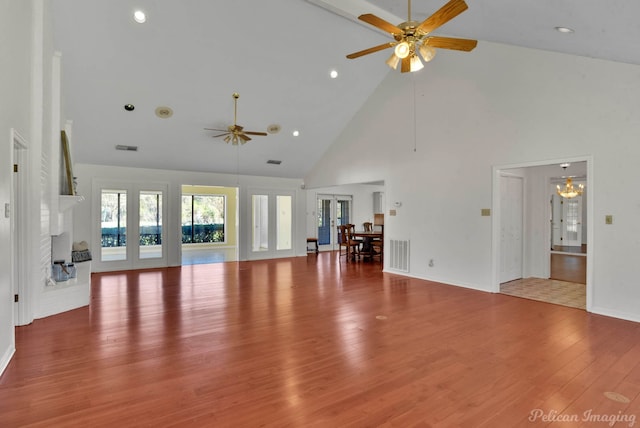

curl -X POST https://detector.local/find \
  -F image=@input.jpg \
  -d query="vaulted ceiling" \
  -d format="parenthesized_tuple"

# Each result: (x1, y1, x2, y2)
(50, 0, 640, 179)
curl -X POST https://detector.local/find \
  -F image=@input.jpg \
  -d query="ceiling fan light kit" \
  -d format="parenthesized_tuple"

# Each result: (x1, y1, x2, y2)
(346, 0, 477, 73)
(204, 93, 268, 145)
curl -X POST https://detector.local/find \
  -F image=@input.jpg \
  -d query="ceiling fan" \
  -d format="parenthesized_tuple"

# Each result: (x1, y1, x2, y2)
(205, 93, 267, 145)
(346, 0, 477, 73)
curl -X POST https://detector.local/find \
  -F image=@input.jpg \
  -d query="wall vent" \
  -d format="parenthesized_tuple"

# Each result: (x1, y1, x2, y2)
(115, 145, 138, 151)
(266, 159, 282, 165)
(389, 239, 410, 272)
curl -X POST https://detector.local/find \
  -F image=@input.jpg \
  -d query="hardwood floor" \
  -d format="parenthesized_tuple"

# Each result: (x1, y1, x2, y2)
(2, 252, 639, 427)
(550, 253, 587, 284)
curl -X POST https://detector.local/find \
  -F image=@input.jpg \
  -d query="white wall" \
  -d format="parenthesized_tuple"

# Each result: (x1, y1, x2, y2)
(0, 0, 35, 375)
(73, 163, 306, 271)
(0, 0, 54, 374)
(305, 41, 640, 323)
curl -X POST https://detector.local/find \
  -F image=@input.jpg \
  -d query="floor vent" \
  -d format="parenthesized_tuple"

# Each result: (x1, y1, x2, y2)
(389, 239, 410, 272)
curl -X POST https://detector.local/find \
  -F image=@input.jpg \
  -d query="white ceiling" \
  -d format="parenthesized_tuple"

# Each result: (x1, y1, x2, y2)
(50, 0, 640, 179)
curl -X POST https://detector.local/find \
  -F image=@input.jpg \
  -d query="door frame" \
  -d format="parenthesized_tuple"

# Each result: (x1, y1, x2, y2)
(316, 194, 353, 252)
(246, 188, 296, 260)
(92, 179, 169, 272)
(491, 155, 593, 311)
(10, 129, 30, 326)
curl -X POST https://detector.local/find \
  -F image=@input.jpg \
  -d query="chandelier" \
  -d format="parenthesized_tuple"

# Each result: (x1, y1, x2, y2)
(557, 176, 584, 199)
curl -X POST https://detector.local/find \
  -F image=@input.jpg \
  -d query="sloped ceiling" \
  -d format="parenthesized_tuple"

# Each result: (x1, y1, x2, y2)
(50, 0, 640, 179)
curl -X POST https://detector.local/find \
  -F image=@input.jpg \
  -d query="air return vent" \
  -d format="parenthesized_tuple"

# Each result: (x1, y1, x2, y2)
(266, 160, 282, 165)
(389, 239, 410, 272)
(115, 145, 138, 151)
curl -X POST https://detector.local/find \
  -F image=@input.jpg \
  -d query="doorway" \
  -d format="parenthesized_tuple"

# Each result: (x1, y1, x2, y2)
(181, 185, 238, 265)
(11, 130, 29, 326)
(316, 194, 352, 252)
(493, 158, 592, 311)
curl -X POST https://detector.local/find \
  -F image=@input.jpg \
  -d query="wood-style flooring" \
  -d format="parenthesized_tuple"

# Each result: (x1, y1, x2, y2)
(1, 252, 639, 427)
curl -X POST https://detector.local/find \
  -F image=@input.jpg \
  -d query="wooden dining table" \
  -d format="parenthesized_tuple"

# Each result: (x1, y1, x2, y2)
(352, 230, 383, 260)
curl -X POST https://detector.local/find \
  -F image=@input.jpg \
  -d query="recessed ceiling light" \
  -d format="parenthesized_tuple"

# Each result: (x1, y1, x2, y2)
(292, 130, 300, 137)
(124, 104, 135, 111)
(134, 10, 146, 24)
(330, 70, 338, 79)
(555, 26, 574, 33)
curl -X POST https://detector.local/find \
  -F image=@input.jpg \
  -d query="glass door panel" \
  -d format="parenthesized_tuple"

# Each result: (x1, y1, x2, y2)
(317, 197, 331, 246)
(101, 189, 127, 262)
(139, 191, 162, 259)
(252, 194, 269, 252)
(562, 196, 582, 246)
(276, 195, 292, 250)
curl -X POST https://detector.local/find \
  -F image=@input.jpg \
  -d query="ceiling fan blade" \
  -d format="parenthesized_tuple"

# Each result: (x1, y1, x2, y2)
(210, 133, 230, 138)
(401, 57, 411, 73)
(244, 131, 268, 136)
(416, 0, 468, 35)
(239, 134, 251, 142)
(358, 14, 402, 35)
(204, 128, 229, 132)
(346, 42, 394, 59)
(424, 36, 477, 51)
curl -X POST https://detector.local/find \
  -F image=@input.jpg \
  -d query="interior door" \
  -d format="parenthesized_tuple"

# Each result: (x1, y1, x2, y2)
(317, 194, 352, 251)
(500, 175, 524, 283)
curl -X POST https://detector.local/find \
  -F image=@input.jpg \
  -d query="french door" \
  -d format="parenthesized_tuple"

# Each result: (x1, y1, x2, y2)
(317, 194, 352, 251)
(248, 189, 295, 259)
(551, 194, 583, 247)
(93, 180, 168, 271)
(562, 196, 583, 247)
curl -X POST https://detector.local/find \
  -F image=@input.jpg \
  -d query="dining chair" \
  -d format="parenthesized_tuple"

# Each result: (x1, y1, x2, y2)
(338, 224, 360, 262)
(370, 224, 383, 262)
(363, 222, 373, 232)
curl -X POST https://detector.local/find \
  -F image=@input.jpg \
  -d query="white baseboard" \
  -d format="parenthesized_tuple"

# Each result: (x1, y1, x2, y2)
(0, 344, 16, 377)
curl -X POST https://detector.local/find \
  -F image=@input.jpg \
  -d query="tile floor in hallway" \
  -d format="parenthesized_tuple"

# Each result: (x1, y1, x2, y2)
(500, 277, 586, 310)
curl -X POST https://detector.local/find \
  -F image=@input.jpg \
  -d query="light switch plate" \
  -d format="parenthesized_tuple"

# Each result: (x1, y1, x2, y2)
(389, 209, 397, 216)
(481, 208, 491, 217)
(605, 215, 613, 225)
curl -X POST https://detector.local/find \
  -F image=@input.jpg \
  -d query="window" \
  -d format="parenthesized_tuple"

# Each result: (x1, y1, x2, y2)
(182, 194, 226, 243)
